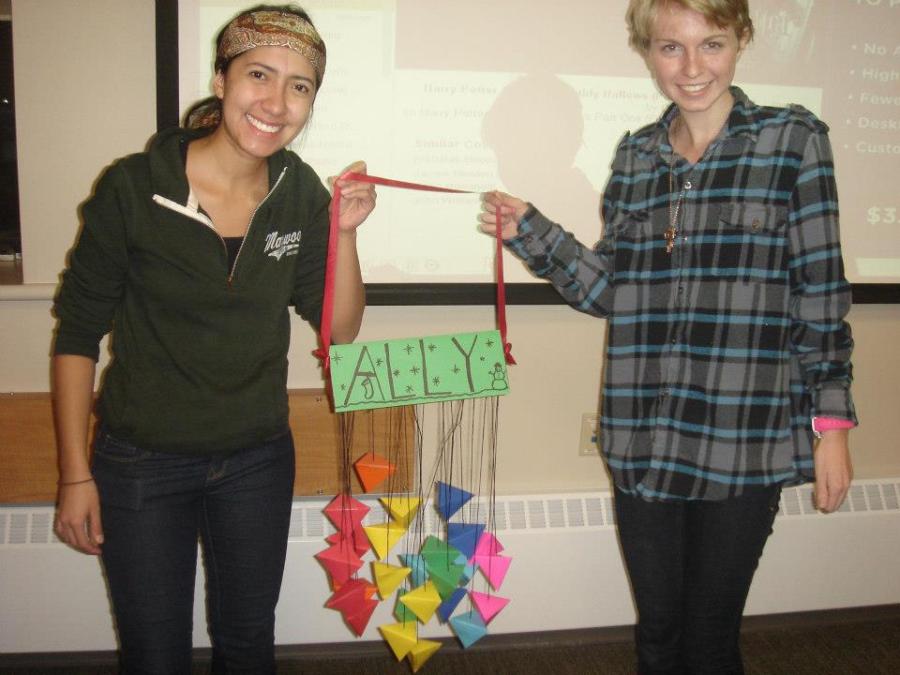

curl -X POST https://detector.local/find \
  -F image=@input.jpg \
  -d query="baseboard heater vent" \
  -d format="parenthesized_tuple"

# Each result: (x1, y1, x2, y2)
(4, 479, 899, 547)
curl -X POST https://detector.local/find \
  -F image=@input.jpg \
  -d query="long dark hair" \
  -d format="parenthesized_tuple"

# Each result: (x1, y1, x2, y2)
(183, 4, 323, 130)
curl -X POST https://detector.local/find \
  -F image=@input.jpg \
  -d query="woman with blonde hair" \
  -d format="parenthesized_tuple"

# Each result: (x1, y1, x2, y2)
(482, 1, 855, 671)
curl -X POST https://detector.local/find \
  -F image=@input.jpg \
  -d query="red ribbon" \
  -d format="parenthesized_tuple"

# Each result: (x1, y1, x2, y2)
(316, 171, 515, 374)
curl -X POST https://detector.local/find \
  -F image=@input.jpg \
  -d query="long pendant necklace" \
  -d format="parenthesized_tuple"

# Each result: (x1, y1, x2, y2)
(666, 160, 685, 255)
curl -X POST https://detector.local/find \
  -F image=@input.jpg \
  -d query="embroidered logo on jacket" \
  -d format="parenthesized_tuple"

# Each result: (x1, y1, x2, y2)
(264, 230, 302, 260)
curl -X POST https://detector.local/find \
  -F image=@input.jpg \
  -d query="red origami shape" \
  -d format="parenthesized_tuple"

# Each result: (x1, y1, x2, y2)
(326, 578, 377, 612)
(326, 527, 370, 558)
(315, 539, 364, 587)
(344, 596, 379, 636)
(354, 452, 395, 492)
(324, 493, 370, 530)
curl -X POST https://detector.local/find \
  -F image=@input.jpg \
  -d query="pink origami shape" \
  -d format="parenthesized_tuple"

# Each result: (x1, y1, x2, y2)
(473, 531, 504, 558)
(323, 493, 370, 530)
(315, 539, 364, 587)
(472, 553, 512, 591)
(470, 591, 510, 624)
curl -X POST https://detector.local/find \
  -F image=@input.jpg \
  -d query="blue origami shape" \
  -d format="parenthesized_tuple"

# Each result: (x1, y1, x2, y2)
(436, 587, 467, 623)
(436, 482, 473, 521)
(450, 609, 488, 648)
(400, 553, 428, 587)
(447, 522, 485, 560)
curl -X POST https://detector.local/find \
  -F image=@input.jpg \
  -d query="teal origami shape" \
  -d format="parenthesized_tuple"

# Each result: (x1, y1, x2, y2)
(437, 587, 467, 623)
(400, 553, 428, 587)
(455, 553, 477, 584)
(436, 482, 473, 521)
(450, 610, 488, 648)
(447, 522, 485, 559)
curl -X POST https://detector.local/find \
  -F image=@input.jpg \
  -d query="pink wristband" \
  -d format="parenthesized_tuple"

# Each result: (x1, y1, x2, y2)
(812, 417, 855, 434)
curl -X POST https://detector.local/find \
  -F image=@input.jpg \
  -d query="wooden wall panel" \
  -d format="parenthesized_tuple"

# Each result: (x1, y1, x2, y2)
(0, 391, 413, 503)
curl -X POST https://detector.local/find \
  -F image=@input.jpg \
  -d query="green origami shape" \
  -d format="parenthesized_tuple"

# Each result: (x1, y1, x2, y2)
(425, 559, 466, 600)
(329, 330, 510, 412)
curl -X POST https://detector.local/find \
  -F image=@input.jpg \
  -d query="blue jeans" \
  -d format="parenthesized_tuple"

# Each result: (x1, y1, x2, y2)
(614, 485, 782, 675)
(92, 428, 295, 674)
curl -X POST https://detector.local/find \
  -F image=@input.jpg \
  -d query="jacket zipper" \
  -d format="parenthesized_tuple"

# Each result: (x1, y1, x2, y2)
(228, 167, 287, 286)
(151, 166, 287, 287)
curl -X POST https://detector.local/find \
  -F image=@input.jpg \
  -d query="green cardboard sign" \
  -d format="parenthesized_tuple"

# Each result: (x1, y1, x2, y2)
(329, 330, 510, 412)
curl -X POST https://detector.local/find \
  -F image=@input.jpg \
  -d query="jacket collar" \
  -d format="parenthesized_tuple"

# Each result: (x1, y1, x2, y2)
(149, 126, 290, 204)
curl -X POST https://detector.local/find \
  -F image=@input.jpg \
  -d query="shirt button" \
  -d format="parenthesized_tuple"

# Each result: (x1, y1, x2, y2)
(684, 180, 693, 190)
(751, 218, 762, 232)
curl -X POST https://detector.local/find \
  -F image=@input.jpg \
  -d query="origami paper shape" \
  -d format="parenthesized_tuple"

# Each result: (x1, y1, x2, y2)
(323, 493, 370, 530)
(372, 561, 411, 598)
(400, 553, 428, 587)
(449, 610, 488, 648)
(455, 554, 477, 584)
(436, 587, 468, 623)
(472, 553, 512, 591)
(363, 522, 407, 560)
(379, 621, 418, 660)
(407, 639, 442, 673)
(399, 581, 442, 624)
(447, 522, 485, 559)
(380, 496, 421, 527)
(471, 591, 510, 624)
(315, 540, 363, 586)
(473, 531, 504, 557)
(354, 452, 395, 492)
(420, 535, 462, 562)
(344, 596, 379, 636)
(326, 525, 370, 558)
(394, 595, 418, 624)
(436, 481, 473, 521)
(422, 556, 465, 600)
(325, 578, 376, 613)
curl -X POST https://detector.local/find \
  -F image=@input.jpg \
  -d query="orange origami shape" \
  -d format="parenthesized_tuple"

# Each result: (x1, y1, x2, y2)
(354, 452, 395, 492)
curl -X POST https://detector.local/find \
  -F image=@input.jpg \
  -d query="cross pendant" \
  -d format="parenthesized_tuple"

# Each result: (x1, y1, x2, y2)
(664, 226, 677, 254)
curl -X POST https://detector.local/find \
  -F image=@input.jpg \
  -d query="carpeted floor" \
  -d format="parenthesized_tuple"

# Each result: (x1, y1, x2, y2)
(5, 613, 899, 674)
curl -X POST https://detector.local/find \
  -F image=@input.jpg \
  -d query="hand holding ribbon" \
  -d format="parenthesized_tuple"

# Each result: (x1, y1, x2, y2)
(316, 171, 516, 374)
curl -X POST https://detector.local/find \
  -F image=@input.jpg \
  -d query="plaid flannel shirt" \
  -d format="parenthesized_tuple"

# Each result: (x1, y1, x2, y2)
(507, 88, 856, 500)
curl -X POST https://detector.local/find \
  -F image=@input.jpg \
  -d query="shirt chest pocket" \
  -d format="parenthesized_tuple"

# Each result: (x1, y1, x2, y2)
(702, 203, 790, 283)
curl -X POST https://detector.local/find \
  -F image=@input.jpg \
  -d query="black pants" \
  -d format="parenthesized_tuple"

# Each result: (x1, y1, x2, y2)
(93, 429, 296, 675)
(614, 485, 782, 675)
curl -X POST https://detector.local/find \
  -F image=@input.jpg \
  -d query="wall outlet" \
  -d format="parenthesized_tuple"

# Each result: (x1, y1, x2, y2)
(578, 413, 600, 456)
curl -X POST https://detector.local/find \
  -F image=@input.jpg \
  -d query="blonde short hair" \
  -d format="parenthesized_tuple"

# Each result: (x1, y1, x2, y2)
(626, 0, 754, 54)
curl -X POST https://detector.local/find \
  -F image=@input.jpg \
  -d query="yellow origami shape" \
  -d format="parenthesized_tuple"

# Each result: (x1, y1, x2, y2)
(378, 621, 418, 660)
(363, 522, 407, 560)
(408, 639, 441, 672)
(379, 496, 421, 527)
(399, 581, 442, 624)
(372, 561, 411, 598)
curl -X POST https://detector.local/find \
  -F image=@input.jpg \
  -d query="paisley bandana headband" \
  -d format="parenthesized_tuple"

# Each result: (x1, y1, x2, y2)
(218, 10, 326, 84)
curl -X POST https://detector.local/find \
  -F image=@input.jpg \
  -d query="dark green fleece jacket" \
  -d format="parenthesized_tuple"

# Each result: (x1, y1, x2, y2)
(53, 127, 331, 455)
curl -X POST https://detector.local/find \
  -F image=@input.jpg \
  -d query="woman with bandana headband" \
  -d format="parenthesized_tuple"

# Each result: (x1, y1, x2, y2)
(51, 5, 373, 672)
